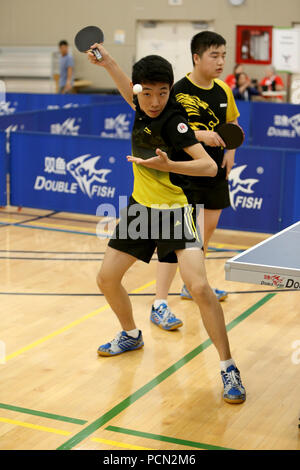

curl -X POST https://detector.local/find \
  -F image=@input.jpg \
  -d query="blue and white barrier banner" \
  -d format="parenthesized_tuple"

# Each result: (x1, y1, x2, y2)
(2, 94, 300, 150)
(280, 150, 300, 229)
(1, 92, 123, 114)
(0, 111, 37, 136)
(91, 104, 134, 139)
(10, 132, 133, 215)
(235, 100, 251, 145)
(219, 146, 284, 233)
(252, 102, 300, 149)
(37, 102, 134, 138)
(0, 132, 6, 205)
(0, 102, 134, 140)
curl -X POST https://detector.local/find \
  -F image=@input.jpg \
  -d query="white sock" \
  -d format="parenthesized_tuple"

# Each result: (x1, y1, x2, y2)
(220, 358, 236, 371)
(125, 328, 140, 338)
(154, 299, 168, 309)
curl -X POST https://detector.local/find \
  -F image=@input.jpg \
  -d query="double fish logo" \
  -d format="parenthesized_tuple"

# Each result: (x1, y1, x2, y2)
(51, 118, 80, 135)
(111, 114, 130, 137)
(269, 112, 300, 138)
(263, 274, 285, 288)
(67, 154, 112, 198)
(102, 113, 131, 139)
(288, 113, 300, 136)
(0, 101, 16, 115)
(228, 165, 259, 211)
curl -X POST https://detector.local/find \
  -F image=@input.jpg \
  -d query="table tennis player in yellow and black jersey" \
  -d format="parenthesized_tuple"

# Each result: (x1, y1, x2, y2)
(131, 91, 201, 208)
(170, 74, 240, 199)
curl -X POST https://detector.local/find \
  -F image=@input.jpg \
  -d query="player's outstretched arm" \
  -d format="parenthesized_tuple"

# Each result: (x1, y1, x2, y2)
(87, 43, 134, 109)
(195, 130, 226, 147)
(127, 147, 217, 177)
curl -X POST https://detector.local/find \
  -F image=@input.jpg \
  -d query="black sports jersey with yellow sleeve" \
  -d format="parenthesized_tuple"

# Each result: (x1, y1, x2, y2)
(170, 74, 240, 190)
(131, 95, 198, 207)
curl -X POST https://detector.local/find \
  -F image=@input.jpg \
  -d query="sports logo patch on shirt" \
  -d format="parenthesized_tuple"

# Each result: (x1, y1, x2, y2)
(220, 103, 227, 108)
(177, 122, 188, 133)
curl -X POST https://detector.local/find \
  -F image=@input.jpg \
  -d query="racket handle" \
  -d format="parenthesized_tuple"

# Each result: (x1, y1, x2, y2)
(92, 48, 103, 62)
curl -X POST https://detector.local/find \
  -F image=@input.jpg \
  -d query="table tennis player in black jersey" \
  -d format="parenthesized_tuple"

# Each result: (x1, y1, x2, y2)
(89, 32, 240, 333)
(86, 48, 246, 404)
(164, 31, 240, 305)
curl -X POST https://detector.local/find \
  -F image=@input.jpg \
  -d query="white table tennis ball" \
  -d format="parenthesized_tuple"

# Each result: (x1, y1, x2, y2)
(133, 84, 143, 94)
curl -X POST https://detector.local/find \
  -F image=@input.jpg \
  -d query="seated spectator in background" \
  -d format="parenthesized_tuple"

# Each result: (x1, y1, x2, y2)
(225, 64, 244, 89)
(259, 66, 284, 101)
(233, 72, 260, 101)
(58, 40, 74, 94)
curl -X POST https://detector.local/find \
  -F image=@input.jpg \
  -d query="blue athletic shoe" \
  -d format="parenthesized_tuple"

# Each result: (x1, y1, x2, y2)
(97, 330, 144, 356)
(212, 288, 228, 302)
(150, 303, 183, 330)
(221, 365, 246, 404)
(180, 285, 228, 302)
(180, 284, 193, 300)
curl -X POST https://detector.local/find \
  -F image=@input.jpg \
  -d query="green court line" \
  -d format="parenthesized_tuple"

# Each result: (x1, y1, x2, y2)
(0, 403, 87, 425)
(106, 426, 233, 451)
(57, 293, 276, 450)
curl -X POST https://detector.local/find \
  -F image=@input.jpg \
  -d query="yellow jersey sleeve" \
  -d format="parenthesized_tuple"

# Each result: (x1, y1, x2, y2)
(215, 79, 240, 122)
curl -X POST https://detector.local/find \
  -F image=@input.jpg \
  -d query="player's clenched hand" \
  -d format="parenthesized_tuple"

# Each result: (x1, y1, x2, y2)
(87, 43, 112, 67)
(195, 130, 226, 147)
(127, 148, 171, 172)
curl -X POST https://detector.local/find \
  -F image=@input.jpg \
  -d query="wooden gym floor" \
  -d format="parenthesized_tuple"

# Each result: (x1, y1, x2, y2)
(0, 206, 299, 451)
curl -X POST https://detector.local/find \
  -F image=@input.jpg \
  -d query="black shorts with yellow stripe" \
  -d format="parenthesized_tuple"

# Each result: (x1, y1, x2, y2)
(108, 196, 203, 263)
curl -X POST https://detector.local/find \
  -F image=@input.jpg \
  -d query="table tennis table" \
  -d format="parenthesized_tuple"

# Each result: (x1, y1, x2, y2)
(225, 221, 300, 429)
(225, 221, 300, 290)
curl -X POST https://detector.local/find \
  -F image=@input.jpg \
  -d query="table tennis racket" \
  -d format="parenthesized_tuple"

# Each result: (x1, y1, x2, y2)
(216, 123, 244, 150)
(74, 26, 104, 61)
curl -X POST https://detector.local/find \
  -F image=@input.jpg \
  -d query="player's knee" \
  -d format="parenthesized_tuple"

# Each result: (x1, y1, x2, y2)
(187, 280, 209, 300)
(96, 270, 113, 291)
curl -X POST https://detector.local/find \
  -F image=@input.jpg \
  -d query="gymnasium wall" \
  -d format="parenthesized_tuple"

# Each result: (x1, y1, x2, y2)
(0, 0, 299, 89)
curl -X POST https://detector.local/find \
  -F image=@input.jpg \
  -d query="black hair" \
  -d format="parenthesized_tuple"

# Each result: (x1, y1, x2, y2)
(235, 72, 244, 85)
(191, 31, 226, 64)
(132, 55, 174, 87)
(58, 40, 68, 47)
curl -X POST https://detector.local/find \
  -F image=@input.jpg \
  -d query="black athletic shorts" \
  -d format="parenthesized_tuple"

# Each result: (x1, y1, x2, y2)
(108, 197, 203, 264)
(184, 178, 231, 211)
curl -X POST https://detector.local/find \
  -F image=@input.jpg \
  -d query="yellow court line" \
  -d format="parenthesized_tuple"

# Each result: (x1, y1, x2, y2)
(0, 217, 21, 224)
(209, 242, 250, 250)
(0, 417, 71, 436)
(6, 304, 110, 361)
(131, 280, 156, 294)
(91, 437, 153, 450)
(6, 280, 156, 362)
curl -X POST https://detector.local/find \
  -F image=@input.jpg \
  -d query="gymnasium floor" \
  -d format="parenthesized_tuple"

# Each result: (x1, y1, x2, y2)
(0, 206, 299, 451)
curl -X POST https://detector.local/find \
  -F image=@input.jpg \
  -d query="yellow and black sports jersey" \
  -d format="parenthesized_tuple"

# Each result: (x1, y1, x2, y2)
(131, 95, 198, 208)
(171, 74, 240, 190)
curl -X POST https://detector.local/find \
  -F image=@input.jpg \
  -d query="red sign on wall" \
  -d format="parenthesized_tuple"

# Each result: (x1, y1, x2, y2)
(236, 25, 273, 65)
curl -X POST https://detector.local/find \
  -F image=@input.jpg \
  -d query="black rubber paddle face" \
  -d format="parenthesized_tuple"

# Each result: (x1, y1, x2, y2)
(75, 26, 104, 52)
(216, 123, 245, 150)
